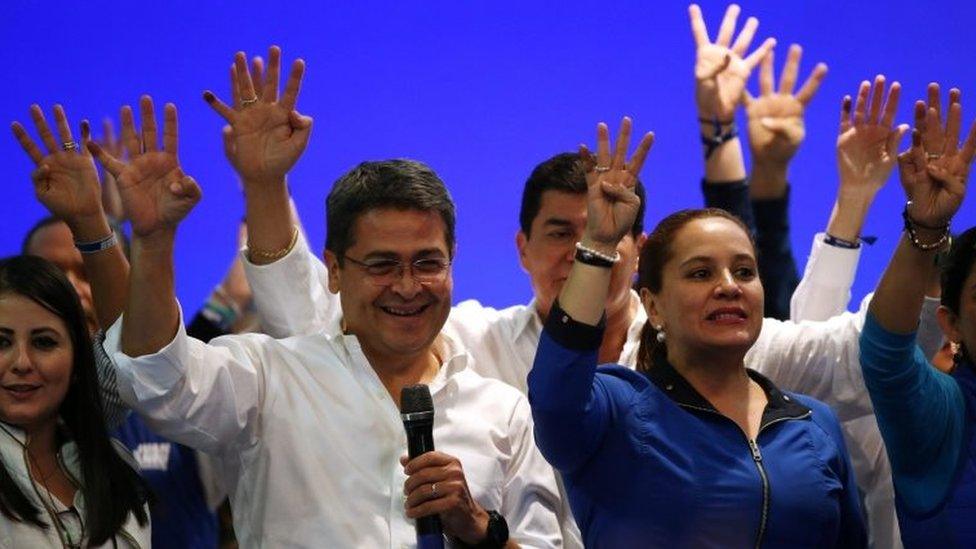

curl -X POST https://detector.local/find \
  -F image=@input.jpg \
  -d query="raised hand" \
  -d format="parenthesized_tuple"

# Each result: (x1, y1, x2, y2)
(11, 105, 104, 226)
(915, 83, 961, 157)
(745, 45, 827, 166)
(899, 90, 976, 229)
(837, 76, 909, 198)
(578, 117, 654, 249)
(88, 96, 201, 238)
(204, 45, 312, 185)
(690, 4, 776, 121)
(98, 118, 126, 220)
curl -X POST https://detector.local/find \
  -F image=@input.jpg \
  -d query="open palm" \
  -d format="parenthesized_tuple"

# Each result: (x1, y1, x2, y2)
(204, 46, 312, 184)
(89, 97, 200, 237)
(900, 101, 976, 228)
(579, 118, 654, 246)
(837, 76, 906, 193)
(12, 105, 103, 222)
(690, 4, 775, 121)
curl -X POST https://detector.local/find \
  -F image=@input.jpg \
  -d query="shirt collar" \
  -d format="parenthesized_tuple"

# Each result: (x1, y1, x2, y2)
(329, 315, 473, 392)
(643, 354, 811, 426)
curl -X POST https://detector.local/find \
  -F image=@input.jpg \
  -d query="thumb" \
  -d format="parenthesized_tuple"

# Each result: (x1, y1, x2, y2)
(30, 164, 50, 185)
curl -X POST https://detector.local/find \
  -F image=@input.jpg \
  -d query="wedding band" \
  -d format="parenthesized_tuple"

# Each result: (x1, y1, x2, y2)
(61, 141, 78, 152)
(594, 165, 611, 173)
(241, 96, 258, 107)
(926, 153, 942, 161)
(431, 483, 437, 495)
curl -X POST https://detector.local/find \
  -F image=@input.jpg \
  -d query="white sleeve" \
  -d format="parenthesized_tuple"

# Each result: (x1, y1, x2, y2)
(501, 396, 563, 549)
(243, 231, 339, 338)
(104, 304, 266, 454)
(790, 233, 861, 322)
(747, 298, 872, 423)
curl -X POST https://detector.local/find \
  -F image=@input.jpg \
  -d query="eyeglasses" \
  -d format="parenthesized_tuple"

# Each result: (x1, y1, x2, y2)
(343, 255, 452, 286)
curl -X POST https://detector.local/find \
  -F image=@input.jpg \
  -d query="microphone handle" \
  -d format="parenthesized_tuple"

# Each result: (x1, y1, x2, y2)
(404, 419, 444, 549)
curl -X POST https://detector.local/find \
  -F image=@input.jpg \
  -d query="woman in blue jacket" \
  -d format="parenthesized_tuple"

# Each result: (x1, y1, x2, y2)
(859, 90, 976, 547)
(527, 118, 865, 548)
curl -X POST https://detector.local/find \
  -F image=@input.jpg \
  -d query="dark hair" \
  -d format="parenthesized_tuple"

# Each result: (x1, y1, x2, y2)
(634, 209, 755, 372)
(941, 226, 976, 362)
(22, 216, 131, 258)
(519, 152, 647, 238)
(325, 160, 456, 263)
(0, 255, 148, 543)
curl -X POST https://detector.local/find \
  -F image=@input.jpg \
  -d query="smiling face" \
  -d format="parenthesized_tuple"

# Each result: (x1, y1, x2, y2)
(0, 292, 73, 433)
(642, 216, 764, 361)
(325, 208, 453, 366)
(517, 190, 643, 319)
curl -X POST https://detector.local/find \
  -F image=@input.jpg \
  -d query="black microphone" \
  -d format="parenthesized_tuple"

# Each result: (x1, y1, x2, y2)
(401, 384, 444, 549)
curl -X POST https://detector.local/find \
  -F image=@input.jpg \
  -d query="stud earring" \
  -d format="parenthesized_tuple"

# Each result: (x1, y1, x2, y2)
(655, 326, 666, 343)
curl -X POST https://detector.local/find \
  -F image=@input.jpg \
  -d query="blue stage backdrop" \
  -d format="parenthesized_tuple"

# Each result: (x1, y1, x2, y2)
(3, 1, 974, 313)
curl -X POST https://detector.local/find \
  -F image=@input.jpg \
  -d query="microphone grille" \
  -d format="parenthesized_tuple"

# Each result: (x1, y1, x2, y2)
(400, 384, 434, 414)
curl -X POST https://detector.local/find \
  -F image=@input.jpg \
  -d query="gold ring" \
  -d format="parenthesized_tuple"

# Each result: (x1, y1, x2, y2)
(431, 483, 437, 495)
(594, 165, 611, 173)
(241, 97, 258, 107)
(62, 141, 79, 152)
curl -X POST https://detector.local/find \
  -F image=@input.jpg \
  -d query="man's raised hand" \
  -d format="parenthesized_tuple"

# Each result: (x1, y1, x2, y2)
(204, 45, 312, 186)
(88, 96, 200, 238)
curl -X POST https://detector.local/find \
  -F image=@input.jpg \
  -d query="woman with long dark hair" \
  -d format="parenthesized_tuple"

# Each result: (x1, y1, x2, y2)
(528, 118, 865, 547)
(0, 255, 149, 547)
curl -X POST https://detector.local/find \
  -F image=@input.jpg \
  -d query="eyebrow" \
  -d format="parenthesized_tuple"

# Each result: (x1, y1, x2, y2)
(679, 253, 756, 268)
(0, 327, 60, 336)
(361, 248, 447, 260)
(541, 218, 575, 229)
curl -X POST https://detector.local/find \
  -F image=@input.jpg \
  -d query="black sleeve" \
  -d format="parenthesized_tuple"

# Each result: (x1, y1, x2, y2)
(751, 187, 799, 321)
(187, 310, 230, 343)
(701, 178, 757, 237)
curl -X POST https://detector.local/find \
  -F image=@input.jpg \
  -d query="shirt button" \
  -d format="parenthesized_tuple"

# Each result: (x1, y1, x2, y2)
(561, 315, 569, 323)
(666, 384, 673, 391)
(783, 395, 791, 401)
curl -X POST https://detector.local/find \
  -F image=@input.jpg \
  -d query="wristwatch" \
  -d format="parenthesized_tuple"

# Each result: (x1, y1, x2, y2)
(461, 510, 509, 548)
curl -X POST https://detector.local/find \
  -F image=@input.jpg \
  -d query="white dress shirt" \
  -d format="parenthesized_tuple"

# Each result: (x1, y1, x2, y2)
(104, 303, 562, 549)
(790, 232, 944, 549)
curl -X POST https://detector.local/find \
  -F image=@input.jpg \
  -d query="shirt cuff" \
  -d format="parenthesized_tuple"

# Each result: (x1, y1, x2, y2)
(105, 302, 190, 404)
(803, 232, 861, 289)
(543, 300, 605, 352)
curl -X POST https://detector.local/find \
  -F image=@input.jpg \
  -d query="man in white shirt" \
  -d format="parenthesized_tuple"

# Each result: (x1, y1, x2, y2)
(95, 52, 562, 548)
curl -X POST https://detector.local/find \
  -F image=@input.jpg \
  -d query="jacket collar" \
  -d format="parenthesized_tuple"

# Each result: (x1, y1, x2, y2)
(644, 354, 811, 428)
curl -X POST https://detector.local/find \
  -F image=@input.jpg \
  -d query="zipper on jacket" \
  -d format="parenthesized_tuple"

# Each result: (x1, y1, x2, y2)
(676, 404, 813, 549)
(747, 438, 769, 549)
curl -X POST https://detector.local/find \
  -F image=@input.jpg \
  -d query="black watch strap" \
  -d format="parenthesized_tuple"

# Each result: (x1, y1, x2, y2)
(459, 510, 509, 548)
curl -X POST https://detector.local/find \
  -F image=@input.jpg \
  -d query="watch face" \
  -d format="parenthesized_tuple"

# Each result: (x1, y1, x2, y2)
(487, 510, 509, 545)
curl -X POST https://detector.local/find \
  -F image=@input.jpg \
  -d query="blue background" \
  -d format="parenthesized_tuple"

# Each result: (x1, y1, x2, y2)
(3, 1, 974, 312)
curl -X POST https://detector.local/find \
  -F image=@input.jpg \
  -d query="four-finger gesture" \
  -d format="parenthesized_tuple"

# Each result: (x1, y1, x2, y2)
(899, 91, 976, 229)
(401, 452, 490, 545)
(88, 96, 201, 238)
(578, 117, 654, 249)
(690, 4, 776, 121)
(837, 76, 909, 197)
(745, 45, 827, 165)
(11, 105, 104, 226)
(204, 45, 312, 185)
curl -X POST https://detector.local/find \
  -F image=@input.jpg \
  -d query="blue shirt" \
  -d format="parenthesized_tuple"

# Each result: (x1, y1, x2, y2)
(115, 414, 218, 549)
(528, 301, 865, 548)
(859, 313, 975, 547)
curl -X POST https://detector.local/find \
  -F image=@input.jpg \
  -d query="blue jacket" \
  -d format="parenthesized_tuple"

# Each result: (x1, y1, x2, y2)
(859, 314, 975, 548)
(528, 301, 866, 548)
